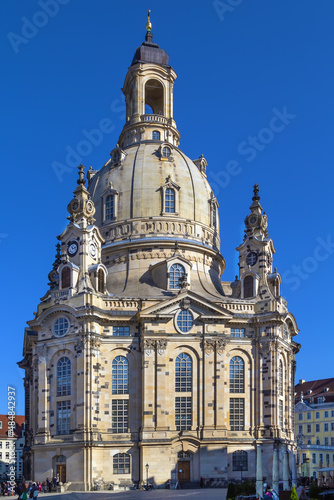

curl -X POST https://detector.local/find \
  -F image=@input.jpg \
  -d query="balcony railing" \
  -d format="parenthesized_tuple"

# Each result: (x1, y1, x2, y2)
(140, 114, 167, 124)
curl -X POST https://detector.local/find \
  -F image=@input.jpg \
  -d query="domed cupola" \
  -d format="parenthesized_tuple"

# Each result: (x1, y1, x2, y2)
(118, 10, 180, 149)
(87, 12, 226, 298)
(131, 10, 169, 67)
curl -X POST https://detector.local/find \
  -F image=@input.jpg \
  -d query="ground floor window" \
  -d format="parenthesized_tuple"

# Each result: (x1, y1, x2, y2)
(113, 453, 130, 474)
(56, 400, 71, 435)
(230, 398, 244, 431)
(112, 399, 128, 433)
(175, 397, 192, 431)
(232, 450, 248, 471)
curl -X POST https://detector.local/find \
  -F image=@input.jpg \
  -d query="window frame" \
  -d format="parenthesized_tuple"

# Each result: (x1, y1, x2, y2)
(113, 453, 130, 474)
(57, 357, 71, 397)
(168, 263, 186, 290)
(176, 309, 194, 334)
(111, 399, 129, 433)
(230, 356, 245, 394)
(112, 356, 129, 395)
(56, 400, 71, 435)
(230, 398, 245, 431)
(101, 187, 119, 224)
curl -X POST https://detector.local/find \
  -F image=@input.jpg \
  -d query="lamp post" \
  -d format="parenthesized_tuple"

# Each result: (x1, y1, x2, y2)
(146, 463, 149, 488)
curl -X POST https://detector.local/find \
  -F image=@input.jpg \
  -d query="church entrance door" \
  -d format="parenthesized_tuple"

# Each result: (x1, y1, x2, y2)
(57, 464, 66, 483)
(177, 460, 190, 483)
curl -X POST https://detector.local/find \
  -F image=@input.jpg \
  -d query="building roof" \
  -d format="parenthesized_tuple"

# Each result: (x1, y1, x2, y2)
(295, 378, 334, 404)
(0, 415, 25, 439)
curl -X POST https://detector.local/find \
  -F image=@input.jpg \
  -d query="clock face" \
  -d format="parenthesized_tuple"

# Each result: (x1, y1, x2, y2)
(68, 241, 78, 256)
(89, 242, 97, 258)
(246, 251, 257, 266)
(249, 215, 257, 225)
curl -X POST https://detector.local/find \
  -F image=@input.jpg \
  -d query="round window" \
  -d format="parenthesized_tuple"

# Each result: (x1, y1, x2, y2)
(162, 146, 171, 158)
(176, 310, 193, 333)
(53, 316, 70, 337)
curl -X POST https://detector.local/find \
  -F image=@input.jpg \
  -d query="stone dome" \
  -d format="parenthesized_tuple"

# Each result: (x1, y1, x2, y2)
(88, 141, 220, 253)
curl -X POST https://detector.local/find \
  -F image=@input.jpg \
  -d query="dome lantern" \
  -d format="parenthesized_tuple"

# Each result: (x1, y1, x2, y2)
(119, 10, 180, 149)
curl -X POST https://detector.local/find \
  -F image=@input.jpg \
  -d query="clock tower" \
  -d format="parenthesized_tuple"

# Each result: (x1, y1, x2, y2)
(236, 184, 281, 300)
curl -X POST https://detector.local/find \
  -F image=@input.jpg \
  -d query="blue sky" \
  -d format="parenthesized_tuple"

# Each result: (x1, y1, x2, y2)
(1, 0, 334, 414)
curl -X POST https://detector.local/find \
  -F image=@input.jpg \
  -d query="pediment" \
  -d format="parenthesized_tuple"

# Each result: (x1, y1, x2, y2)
(295, 401, 311, 412)
(139, 291, 233, 320)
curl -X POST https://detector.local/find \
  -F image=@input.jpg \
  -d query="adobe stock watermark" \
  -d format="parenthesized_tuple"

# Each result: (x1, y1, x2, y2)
(52, 97, 125, 182)
(213, 0, 244, 22)
(282, 235, 334, 292)
(7, 0, 71, 54)
(208, 106, 296, 195)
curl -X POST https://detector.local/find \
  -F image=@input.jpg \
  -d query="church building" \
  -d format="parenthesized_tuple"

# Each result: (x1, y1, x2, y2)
(19, 13, 300, 492)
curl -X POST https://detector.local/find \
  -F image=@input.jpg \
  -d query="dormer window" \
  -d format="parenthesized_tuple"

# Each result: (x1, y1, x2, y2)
(161, 177, 180, 216)
(169, 263, 185, 289)
(209, 193, 219, 230)
(165, 188, 175, 213)
(152, 130, 160, 140)
(159, 143, 173, 161)
(110, 147, 125, 167)
(102, 184, 119, 223)
(105, 194, 115, 220)
(162, 146, 171, 158)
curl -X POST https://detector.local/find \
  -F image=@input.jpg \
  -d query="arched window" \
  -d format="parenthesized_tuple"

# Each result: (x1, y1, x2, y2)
(112, 356, 129, 395)
(279, 360, 283, 396)
(145, 79, 163, 115)
(98, 269, 105, 293)
(113, 453, 130, 474)
(230, 356, 244, 393)
(105, 194, 114, 220)
(169, 263, 185, 289)
(316, 438, 320, 445)
(232, 450, 248, 471)
(57, 357, 71, 396)
(152, 130, 160, 140)
(175, 353, 192, 392)
(61, 267, 71, 289)
(165, 188, 175, 212)
(243, 275, 254, 298)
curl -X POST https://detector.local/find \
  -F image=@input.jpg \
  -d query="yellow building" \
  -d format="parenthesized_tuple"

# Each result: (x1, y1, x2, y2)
(19, 14, 301, 492)
(295, 379, 334, 482)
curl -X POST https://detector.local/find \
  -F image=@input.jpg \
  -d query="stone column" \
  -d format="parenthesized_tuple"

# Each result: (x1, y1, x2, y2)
(291, 451, 297, 488)
(155, 340, 167, 430)
(142, 339, 156, 431)
(272, 447, 279, 493)
(256, 445, 263, 499)
(283, 448, 289, 490)
(36, 344, 49, 440)
(203, 341, 215, 431)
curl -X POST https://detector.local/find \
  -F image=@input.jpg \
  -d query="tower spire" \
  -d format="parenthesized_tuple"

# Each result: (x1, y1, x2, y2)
(244, 184, 268, 240)
(67, 164, 96, 227)
(145, 9, 153, 43)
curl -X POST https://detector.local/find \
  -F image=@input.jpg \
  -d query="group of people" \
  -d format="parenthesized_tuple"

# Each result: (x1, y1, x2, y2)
(1, 477, 59, 497)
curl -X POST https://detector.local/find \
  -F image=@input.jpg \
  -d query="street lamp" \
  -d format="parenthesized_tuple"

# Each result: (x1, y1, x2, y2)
(146, 463, 149, 488)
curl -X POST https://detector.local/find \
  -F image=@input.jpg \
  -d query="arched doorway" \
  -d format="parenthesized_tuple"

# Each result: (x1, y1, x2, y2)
(55, 455, 66, 483)
(177, 451, 192, 484)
